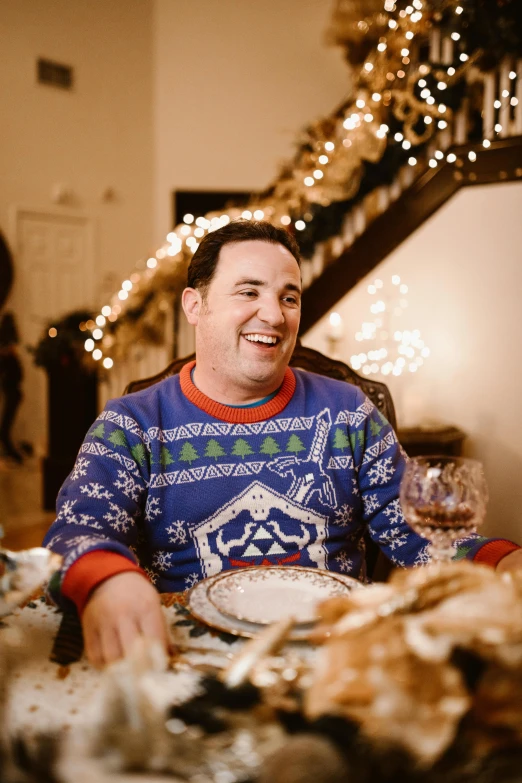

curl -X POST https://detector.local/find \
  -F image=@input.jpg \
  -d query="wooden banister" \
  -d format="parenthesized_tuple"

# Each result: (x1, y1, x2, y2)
(299, 135, 522, 335)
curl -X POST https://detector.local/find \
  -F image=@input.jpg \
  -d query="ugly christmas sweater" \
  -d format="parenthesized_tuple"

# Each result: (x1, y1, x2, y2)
(44, 362, 517, 608)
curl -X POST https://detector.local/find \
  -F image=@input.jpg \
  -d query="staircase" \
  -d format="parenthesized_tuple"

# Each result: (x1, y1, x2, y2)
(300, 134, 522, 333)
(299, 57, 522, 334)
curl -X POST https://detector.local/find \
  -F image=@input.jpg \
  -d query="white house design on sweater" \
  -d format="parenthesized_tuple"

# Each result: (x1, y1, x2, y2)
(191, 480, 328, 577)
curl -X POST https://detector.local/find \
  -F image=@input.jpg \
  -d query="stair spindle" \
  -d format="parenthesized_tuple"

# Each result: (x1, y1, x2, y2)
(515, 60, 522, 136)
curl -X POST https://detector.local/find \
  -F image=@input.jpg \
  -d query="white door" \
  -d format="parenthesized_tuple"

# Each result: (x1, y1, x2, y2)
(11, 209, 95, 456)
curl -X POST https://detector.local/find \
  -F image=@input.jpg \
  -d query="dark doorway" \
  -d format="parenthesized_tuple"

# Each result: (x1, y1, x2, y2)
(173, 190, 252, 227)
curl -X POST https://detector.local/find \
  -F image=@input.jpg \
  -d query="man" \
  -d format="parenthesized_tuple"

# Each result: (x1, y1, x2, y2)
(44, 220, 522, 667)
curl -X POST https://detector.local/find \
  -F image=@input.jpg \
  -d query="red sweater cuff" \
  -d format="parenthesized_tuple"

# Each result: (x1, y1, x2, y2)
(62, 551, 147, 615)
(472, 539, 521, 568)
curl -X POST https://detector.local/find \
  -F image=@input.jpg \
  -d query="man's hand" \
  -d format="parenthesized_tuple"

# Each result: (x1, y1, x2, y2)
(496, 549, 522, 574)
(82, 571, 170, 667)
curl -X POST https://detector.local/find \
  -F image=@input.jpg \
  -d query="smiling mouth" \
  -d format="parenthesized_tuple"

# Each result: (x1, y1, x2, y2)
(243, 334, 280, 347)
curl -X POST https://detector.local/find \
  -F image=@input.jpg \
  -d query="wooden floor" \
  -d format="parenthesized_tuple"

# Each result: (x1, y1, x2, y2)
(0, 457, 55, 550)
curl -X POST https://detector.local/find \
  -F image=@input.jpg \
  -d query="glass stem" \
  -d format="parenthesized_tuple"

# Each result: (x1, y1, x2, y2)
(428, 543, 455, 563)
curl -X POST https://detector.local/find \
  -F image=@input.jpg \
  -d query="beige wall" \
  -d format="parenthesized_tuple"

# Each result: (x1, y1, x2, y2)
(0, 0, 155, 307)
(303, 182, 522, 544)
(153, 0, 349, 242)
(1, 0, 154, 451)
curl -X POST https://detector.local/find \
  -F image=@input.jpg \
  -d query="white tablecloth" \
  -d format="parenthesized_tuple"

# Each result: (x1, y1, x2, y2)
(0, 597, 315, 782)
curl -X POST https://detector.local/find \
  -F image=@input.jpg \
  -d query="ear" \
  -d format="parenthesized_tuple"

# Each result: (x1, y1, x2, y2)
(181, 287, 202, 326)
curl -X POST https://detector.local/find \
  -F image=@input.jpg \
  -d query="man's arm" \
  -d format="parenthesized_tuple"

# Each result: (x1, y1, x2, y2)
(44, 400, 169, 665)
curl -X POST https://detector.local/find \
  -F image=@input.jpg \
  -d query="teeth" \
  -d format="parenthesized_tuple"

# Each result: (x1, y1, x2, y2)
(244, 334, 278, 344)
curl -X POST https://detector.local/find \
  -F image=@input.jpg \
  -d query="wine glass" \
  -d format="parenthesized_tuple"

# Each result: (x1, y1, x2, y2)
(399, 456, 488, 562)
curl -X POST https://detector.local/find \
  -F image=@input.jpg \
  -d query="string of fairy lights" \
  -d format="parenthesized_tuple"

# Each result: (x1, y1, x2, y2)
(44, 0, 520, 373)
(348, 274, 431, 377)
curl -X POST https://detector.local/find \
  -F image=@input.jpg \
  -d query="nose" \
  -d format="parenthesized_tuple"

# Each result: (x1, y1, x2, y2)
(257, 294, 285, 327)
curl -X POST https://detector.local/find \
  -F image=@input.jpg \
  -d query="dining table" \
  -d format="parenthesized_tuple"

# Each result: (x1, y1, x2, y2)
(1, 590, 318, 783)
(3, 560, 522, 783)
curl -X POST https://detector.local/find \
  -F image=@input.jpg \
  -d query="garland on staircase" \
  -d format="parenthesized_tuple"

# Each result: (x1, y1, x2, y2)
(35, 0, 522, 368)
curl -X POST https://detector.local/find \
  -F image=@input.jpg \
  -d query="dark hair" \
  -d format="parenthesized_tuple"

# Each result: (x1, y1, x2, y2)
(187, 219, 301, 294)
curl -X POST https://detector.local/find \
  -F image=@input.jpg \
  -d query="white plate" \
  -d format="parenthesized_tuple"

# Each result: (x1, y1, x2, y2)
(188, 567, 362, 640)
(208, 566, 354, 625)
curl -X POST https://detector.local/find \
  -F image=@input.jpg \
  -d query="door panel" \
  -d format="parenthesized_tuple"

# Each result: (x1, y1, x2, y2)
(11, 209, 94, 456)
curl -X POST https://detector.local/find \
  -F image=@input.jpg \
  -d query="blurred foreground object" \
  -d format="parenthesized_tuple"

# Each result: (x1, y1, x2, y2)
(0, 547, 61, 617)
(306, 561, 522, 767)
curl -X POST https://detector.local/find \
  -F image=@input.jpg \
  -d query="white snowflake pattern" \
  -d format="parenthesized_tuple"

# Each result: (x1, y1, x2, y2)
(144, 566, 159, 585)
(413, 545, 431, 566)
(145, 496, 161, 522)
(63, 535, 108, 569)
(45, 533, 63, 549)
(367, 457, 395, 486)
(378, 528, 408, 550)
(114, 470, 142, 503)
(152, 551, 173, 572)
(389, 555, 406, 567)
(166, 520, 188, 545)
(57, 500, 102, 529)
(334, 551, 353, 573)
(363, 493, 380, 515)
(80, 482, 113, 500)
(351, 478, 360, 497)
(103, 502, 134, 533)
(71, 457, 90, 481)
(184, 572, 199, 591)
(383, 498, 404, 526)
(66, 533, 108, 549)
(334, 504, 354, 527)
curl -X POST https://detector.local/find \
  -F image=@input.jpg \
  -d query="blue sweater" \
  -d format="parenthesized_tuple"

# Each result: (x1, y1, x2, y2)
(44, 365, 491, 595)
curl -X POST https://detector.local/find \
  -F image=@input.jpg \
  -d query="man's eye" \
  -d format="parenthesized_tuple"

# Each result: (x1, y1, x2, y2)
(283, 296, 300, 305)
(240, 290, 257, 297)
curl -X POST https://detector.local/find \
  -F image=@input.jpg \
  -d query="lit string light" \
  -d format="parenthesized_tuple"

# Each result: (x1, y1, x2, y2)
(350, 275, 430, 377)
(86, 0, 513, 369)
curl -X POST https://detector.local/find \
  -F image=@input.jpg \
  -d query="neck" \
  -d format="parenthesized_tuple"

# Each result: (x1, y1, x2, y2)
(192, 364, 285, 406)
(179, 361, 296, 423)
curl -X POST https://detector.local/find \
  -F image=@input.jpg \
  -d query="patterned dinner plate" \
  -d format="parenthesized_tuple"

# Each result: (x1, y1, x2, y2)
(208, 566, 357, 625)
(188, 567, 362, 640)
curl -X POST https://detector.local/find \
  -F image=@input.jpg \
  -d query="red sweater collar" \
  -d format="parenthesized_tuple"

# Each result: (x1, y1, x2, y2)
(179, 360, 296, 422)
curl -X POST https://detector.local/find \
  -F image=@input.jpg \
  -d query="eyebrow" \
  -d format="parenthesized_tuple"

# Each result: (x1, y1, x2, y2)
(233, 278, 302, 293)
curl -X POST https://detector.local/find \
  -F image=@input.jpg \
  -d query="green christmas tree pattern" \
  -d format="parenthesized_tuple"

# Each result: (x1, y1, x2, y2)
(349, 430, 365, 452)
(179, 442, 199, 465)
(333, 427, 350, 451)
(108, 428, 128, 448)
(204, 439, 226, 461)
(285, 434, 306, 455)
(91, 423, 105, 439)
(259, 436, 281, 457)
(131, 443, 147, 466)
(231, 438, 254, 459)
(370, 418, 384, 438)
(160, 446, 174, 467)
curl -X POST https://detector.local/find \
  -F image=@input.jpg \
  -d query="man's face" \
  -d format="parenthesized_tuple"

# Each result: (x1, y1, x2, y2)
(186, 240, 301, 397)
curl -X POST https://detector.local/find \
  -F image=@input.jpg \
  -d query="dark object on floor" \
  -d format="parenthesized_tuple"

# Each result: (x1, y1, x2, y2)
(0, 313, 24, 464)
(42, 362, 97, 510)
(0, 233, 14, 313)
